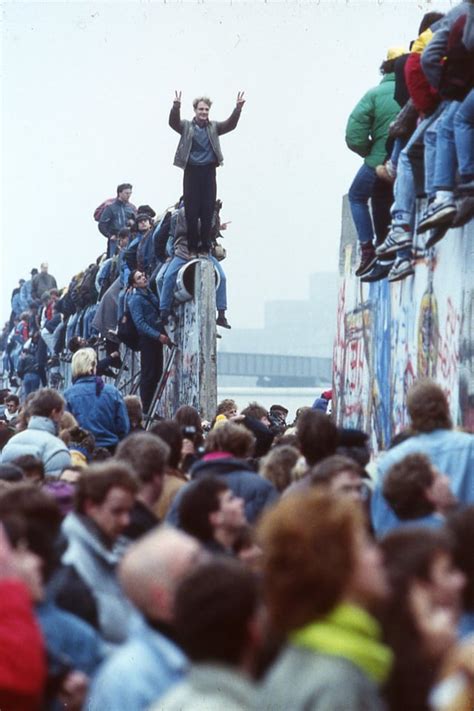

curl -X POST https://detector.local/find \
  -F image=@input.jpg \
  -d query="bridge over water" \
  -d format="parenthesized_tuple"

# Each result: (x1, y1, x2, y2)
(217, 352, 332, 387)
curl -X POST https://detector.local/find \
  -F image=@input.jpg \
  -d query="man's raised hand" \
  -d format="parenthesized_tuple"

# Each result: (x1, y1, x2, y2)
(236, 91, 245, 109)
(174, 90, 182, 104)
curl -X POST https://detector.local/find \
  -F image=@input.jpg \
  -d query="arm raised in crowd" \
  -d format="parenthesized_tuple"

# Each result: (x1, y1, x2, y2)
(216, 91, 246, 135)
(169, 90, 184, 134)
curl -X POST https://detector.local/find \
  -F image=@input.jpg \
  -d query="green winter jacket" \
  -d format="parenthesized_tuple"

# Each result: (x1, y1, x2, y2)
(345, 74, 400, 168)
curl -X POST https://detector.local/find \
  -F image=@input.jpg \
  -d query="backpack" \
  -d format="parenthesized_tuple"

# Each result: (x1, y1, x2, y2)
(117, 304, 140, 351)
(439, 15, 474, 101)
(93, 198, 115, 222)
(70, 264, 100, 310)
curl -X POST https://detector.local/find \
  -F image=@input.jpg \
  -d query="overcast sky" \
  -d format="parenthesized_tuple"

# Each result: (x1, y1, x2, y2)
(1, 0, 453, 328)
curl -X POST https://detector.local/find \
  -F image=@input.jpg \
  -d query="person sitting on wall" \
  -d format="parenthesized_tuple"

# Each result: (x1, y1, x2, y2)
(127, 270, 170, 416)
(98, 183, 136, 258)
(158, 204, 231, 330)
(124, 213, 156, 277)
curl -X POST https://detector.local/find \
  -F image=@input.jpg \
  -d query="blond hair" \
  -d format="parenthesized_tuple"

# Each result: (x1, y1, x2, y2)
(71, 347, 97, 380)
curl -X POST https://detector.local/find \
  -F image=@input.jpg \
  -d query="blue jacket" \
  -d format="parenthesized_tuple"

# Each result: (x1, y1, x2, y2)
(87, 619, 187, 711)
(166, 456, 279, 526)
(128, 287, 163, 340)
(98, 198, 136, 239)
(371, 428, 474, 536)
(64, 375, 130, 448)
(36, 601, 104, 677)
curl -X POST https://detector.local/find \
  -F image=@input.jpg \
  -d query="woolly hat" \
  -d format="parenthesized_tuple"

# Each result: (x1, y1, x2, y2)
(386, 46, 406, 60)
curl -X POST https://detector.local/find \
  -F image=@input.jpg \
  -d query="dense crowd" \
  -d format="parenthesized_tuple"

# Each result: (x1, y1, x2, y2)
(0, 377, 473, 710)
(346, 2, 474, 283)
(2, 91, 244, 412)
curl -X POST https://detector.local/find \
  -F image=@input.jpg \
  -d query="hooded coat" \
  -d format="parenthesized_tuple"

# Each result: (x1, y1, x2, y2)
(1, 415, 71, 476)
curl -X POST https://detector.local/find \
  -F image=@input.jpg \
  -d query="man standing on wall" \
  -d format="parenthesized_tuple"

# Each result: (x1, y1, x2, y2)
(169, 91, 245, 256)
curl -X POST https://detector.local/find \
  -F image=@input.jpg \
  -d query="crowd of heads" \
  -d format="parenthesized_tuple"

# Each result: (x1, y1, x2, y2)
(0, 373, 472, 710)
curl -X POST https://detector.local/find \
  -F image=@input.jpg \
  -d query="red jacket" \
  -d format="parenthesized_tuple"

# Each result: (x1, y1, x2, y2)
(0, 579, 46, 710)
(405, 52, 439, 115)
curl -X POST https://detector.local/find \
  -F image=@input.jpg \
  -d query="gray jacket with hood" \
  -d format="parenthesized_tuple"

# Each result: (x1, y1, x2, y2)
(1, 415, 71, 476)
(61, 512, 139, 648)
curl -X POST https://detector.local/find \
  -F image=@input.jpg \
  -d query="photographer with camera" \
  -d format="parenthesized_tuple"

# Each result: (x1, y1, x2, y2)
(174, 405, 205, 474)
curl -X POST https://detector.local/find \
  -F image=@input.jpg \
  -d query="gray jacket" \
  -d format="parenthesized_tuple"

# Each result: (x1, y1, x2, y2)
(61, 513, 139, 648)
(153, 664, 258, 711)
(261, 645, 386, 711)
(169, 103, 242, 169)
(2, 415, 71, 476)
(421, 2, 469, 88)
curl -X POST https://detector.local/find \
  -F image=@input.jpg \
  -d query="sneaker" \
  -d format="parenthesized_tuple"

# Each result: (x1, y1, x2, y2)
(417, 197, 456, 233)
(375, 160, 396, 183)
(216, 316, 231, 329)
(355, 247, 377, 277)
(375, 224, 412, 257)
(388, 258, 414, 282)
(360, 259, 394, 283)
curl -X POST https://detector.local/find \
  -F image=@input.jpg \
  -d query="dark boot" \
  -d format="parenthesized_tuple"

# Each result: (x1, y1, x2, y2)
(355, 244, 377, 277)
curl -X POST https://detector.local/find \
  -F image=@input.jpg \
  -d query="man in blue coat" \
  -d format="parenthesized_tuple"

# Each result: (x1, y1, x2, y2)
(128, 270, 170, 415)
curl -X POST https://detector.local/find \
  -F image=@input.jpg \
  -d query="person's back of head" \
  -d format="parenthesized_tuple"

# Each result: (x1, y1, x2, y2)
(150, 420, 183, 470)
(0, 482, 62, 580)
(446, 507, 474, 613)
(71, 347, 97, 380)
(257, 491, 365, 634)
(204, 421, 255, 459)
(115, 431, 170, 488)
(10, 455, 45, 483)
(174, 558, 260, 667)
(241, 402, 269, 422)
(123, 395, 143, 430)
(296, 410, 338, 466)
(259, 445, 299, 493)
(179, 477, 229, 543)
(0, 463, 24, 483)
(383, 453, 436, 520)
(418, 11, 444, 36)
(407, 380, 452, 433)
(29, 388, 65, 419)
(119, 527, 202, 621)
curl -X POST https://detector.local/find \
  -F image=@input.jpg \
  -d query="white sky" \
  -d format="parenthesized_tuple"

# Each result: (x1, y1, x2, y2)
(1, 0, 453, 328)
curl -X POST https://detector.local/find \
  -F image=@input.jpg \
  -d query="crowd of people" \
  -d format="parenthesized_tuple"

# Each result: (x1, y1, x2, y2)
(0, 377, 473, 710)
(2, 91, 245, 413)
(346, 3, 474, 283)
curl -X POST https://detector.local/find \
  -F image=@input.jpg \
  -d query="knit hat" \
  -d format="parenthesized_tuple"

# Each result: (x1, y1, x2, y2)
(386, 46, 406, 60)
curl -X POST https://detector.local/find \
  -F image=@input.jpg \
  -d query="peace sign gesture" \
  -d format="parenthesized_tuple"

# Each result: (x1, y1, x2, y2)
(174, 90, 182, 105)
(236, 91, 246, 109)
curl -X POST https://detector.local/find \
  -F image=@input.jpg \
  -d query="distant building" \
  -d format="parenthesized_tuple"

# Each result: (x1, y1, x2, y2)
(219, 272, 338, 359)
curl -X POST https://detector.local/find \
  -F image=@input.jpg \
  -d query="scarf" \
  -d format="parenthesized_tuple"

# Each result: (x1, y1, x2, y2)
(291, 603, 393, 684)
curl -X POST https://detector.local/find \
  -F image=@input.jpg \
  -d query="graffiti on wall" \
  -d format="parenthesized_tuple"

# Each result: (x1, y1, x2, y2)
(334, 198, 473, 450)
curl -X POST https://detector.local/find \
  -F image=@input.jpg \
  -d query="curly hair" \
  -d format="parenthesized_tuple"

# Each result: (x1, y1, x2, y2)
(257, 491, 363, 634)
(407, 380, 452, 432)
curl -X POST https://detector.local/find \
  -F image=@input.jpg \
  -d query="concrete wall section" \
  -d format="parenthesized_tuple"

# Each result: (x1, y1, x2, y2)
(157, 259, 217, 421)
(333, 196, 474, 451)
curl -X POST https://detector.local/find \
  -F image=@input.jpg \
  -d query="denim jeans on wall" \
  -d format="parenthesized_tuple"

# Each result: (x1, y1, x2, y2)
(348, 164, 393, 246)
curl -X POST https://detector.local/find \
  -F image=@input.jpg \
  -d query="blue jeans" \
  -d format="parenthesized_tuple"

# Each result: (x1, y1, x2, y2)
(348, 164, 393, 245)
(454, 89, 474, 181)
(431, 100, 461, 191)
(23, 372, 40, 396)
(391, 106, 444, 225)
(423, 101, 451, 196)
(160, 257, 227, 313)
